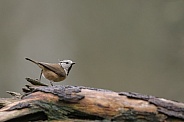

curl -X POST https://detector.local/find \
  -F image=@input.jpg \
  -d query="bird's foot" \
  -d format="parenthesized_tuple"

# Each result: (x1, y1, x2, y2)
(50, 81, 54, 86)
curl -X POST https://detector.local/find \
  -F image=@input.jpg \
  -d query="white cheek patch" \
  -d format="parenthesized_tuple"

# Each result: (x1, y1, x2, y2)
(64, 69, 67, 75)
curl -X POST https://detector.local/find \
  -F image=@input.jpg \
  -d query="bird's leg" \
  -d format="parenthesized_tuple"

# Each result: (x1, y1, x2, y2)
(38, 69, 43, 82)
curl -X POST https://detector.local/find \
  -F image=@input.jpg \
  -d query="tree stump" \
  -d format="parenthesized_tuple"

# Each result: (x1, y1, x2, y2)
(0, 78, 183, 122)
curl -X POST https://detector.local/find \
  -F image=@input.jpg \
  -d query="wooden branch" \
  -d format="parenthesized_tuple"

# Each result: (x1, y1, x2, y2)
(0, 78, 183, 122)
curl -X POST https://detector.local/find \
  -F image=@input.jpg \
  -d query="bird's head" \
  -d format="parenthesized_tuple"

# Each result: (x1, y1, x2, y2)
(59, 60, 75, 75)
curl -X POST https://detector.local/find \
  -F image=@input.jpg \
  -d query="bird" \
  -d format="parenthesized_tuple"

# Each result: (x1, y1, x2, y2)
(25, 57, 75, 85)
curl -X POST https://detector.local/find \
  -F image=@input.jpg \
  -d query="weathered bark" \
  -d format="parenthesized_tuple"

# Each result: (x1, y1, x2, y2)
(0, 78, 183, 122)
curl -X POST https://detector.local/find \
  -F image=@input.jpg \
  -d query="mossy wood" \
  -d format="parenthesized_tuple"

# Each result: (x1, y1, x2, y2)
(0, 78, 183, 122)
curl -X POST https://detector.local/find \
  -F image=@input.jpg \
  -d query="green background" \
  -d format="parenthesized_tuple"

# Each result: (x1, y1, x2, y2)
(0, 0, 184, 102)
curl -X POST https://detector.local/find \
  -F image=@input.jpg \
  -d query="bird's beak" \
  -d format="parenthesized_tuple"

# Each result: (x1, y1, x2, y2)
(72, 62, 76, 65)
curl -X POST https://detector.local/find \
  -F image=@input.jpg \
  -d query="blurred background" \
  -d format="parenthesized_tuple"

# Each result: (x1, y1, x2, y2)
(0, 0, 184, 101)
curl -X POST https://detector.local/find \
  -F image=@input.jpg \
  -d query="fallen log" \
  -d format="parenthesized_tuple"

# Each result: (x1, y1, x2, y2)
(0, 78, 183, 122)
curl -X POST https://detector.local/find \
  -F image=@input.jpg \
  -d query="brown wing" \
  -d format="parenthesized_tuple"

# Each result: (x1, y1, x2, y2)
(38, 62, 66, 77)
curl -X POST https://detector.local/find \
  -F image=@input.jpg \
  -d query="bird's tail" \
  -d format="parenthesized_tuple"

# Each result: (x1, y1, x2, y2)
(25, 57, 38, 64)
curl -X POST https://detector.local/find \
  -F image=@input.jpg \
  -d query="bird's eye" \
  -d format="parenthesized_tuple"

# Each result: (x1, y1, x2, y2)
(66, 62, 69, 64)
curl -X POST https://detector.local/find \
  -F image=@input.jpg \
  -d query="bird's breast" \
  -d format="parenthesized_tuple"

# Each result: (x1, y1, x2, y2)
(42, 69, 66, 82)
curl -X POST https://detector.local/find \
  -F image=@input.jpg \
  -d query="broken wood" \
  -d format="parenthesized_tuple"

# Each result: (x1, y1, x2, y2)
(0, 78, 183, 122)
